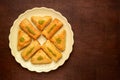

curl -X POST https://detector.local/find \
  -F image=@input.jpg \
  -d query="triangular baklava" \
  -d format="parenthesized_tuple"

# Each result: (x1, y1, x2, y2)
(42, 18, 63, 39)
(31, 16, 52, 31)
(17, 29, 31, 51)
(42, 40, 62, 62)
(19, 18, 41, 39)
(31, 49, 52, 64)
(21, 40, 41, 61)
(51, 30, 66, 51)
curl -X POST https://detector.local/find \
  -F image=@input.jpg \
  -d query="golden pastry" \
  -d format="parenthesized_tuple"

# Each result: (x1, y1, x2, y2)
(31, 49, 52, 64)
(21, 40, 40, 61)
(17, 29, 31, 51)
(19, 18, 41, 39)
(31, 16, 52, 31)
(51, 30, 66, 51)
(42, 18, 63, 39)
(42, 40, 62, 62)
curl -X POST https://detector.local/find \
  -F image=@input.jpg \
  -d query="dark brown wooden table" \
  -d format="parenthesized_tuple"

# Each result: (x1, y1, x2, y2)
(0, 0, 120, 80)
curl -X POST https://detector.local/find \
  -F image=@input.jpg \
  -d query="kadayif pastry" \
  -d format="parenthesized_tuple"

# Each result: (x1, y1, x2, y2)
(19, 18, 41, 39)
(42, 18, 63, 39)
(42, 40, 62, 62)
(31, 49, 52, 64)
(50, 30, 66, 51)
(17, 29, 31, 51)
(31, 16, 52, 31)
(21, 40, 40, 61)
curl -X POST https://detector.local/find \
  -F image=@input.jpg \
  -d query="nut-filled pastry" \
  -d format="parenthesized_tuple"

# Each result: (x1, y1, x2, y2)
(21, 40, 41, 61)
(51, 30, 66, 51)
(31, 49, 52, 64)
(17, 29, 31, 51)
(42, 40, 62, 62)
(42, 18, 63, 39)
(19, 18, 41, 39)
(31, 16, 52, 31)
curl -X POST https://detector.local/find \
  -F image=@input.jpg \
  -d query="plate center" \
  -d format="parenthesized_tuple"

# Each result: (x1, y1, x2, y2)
(38, 35, 46, 45)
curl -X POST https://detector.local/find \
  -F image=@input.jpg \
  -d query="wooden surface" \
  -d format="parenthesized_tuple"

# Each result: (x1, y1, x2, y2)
(0, 0, 120, 80)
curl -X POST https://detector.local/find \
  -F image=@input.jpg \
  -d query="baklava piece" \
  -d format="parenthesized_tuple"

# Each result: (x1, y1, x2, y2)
(51, 30, 66, 51)
(31, 49, 52, 64)
(31, 16, 52, 31)
(42, 18, 63, 39)
(42, 40, 62, 62)
(21, 40, 40, 61)
(19, 18, 41, 39)
(17, 29, 32, 51)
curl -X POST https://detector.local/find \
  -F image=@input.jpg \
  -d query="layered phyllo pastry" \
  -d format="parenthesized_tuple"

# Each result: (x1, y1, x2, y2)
(17, 29, 31, 51)
(19, 18, 41, 39)
(17, 15, 67, 65)
(31, 16, 52, 31)
(42, 40, 62, 62)
(21, 40, 40, 61)
(51, 30, 66, 51)
(42, 18, 63, 39)
(31, 49, 52, 64)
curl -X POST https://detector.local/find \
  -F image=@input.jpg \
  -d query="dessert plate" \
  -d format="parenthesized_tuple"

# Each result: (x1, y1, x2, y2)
(9, 7, 74, 72)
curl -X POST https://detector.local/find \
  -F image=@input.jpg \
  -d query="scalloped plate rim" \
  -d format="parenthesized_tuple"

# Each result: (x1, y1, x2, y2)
(9, 7, 74, 73)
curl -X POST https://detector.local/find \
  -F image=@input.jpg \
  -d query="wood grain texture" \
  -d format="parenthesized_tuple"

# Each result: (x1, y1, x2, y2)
(0, 0, 120, 80)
